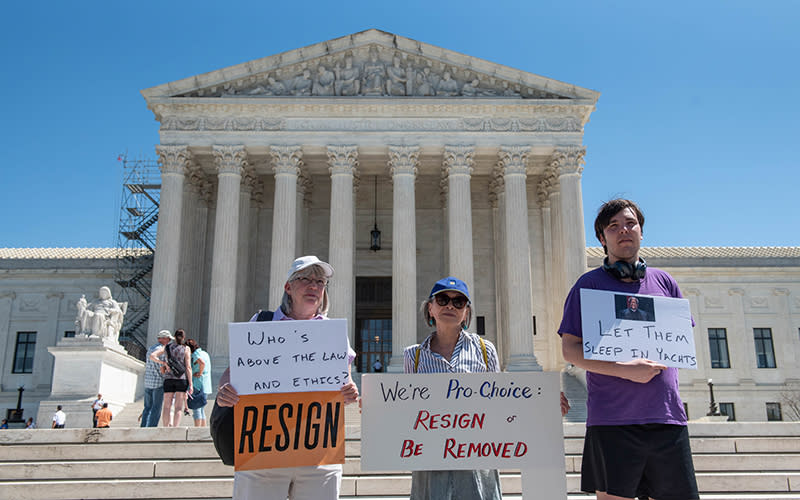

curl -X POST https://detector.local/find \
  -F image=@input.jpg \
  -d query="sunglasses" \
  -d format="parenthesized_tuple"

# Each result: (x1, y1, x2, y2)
(434, 293, 469, 309)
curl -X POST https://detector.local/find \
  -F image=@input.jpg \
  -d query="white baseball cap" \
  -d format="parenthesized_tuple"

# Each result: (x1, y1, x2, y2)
(286, 256, 334, 281)
(157, 330, 173, 339)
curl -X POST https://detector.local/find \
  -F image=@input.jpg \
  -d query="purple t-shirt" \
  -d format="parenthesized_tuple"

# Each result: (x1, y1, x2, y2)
(558, 266, 688, 427)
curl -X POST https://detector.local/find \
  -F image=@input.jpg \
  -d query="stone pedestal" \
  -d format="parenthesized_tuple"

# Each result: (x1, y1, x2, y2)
(36, 336, 145, 428)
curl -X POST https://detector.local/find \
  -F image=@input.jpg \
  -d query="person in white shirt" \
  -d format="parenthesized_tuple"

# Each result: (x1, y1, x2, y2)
(52, 405, 66, 429)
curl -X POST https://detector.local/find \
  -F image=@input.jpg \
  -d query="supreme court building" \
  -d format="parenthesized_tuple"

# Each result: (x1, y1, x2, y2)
(141, 29, 598, 377)
(2, 31, 799, 423)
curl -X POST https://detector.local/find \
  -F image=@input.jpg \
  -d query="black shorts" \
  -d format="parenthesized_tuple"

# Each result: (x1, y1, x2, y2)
(581, 424, 699, 500)
(163, 378, 188, 393)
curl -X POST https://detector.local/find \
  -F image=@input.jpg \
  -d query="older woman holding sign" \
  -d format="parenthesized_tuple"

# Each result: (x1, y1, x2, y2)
(215, 255, 359, 500)
(403, 276, 503, 500)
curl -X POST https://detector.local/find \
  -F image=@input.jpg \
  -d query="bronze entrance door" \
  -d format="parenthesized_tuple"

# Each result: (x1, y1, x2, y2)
(355, 277, 392, 373)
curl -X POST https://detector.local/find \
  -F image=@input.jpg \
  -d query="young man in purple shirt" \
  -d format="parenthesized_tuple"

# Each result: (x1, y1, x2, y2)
(559, 199, 698, 500)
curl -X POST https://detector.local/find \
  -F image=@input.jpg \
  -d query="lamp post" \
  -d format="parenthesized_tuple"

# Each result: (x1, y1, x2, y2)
(706, 378, 720, 416)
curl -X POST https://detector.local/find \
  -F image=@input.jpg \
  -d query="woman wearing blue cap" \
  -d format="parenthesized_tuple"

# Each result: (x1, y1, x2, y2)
(403, 276, 503, 500)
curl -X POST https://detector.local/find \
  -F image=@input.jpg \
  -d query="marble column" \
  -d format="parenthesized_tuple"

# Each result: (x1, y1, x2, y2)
(772, 288, 796, 369)
(537, 183, 559, 370)
(327, 145, 358, 346)
(528, 189, 549, 369)
(207, 145, 247, 369)
(489, 172, 508, 365)
(498, 146, 540, 371)
(386, 146, 419, 373)
(0, 292, 15, 380)
(443, 145, 475, 295)
(148, 145, 190, 346)
(546, 169, 567, 317)
(177, 167, 209, 341)
(553, 147, 588, 287)
(727, 288, 751, 381)
(268, 146, 303, 310)
(37, 292, 63, 387)
(235, 168, 256, 322)
(296, 171, 311, 256)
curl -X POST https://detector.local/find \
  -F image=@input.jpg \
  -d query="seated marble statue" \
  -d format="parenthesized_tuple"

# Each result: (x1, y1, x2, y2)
(313, 65, 335, 96)
(334, 55, 360, 96)
(385, 56, 408, 96)
(436, 71, 460, 96)
(75, 286, 127, 343)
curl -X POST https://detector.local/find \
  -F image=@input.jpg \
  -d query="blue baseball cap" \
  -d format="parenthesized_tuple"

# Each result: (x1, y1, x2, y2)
(429, 276, 470, 302)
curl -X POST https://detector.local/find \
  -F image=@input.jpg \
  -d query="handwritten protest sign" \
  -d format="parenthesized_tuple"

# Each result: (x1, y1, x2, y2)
(228, 319, 350, 471)
(233, 391, 345, 471)
(361, 372, 564, 475)
(228, 319, 349, 395)
(580, 289, 696, 369)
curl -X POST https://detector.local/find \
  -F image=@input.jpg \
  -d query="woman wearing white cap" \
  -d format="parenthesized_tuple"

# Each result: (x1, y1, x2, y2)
(216, 256, 359, 500)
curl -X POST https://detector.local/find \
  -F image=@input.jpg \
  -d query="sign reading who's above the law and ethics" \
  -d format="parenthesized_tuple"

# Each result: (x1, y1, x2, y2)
(361, 372, 567, 499)
(228, 319, 350, 471)
(579, 289, 697, 369)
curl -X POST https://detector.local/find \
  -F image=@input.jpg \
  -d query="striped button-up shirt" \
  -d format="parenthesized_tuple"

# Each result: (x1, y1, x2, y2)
(403, 331, 499, 374)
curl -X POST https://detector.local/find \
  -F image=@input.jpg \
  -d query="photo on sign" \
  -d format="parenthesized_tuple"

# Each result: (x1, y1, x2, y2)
(614, 294, 656, 322)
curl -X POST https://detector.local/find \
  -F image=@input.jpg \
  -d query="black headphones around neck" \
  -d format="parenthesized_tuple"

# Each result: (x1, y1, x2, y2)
(602, 257, 647, 280)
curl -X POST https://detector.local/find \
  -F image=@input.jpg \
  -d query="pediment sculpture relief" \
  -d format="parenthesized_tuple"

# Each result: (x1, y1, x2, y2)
(178, 46, 567, 100)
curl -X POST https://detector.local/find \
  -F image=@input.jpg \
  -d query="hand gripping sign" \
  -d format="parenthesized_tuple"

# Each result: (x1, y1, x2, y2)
(228, 319, 349, 471)
(361, 372, 567, 499)
(579, 289, 697, 369)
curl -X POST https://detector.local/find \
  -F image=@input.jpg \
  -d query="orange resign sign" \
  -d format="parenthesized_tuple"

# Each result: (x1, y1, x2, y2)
(234, 391, 345, 471)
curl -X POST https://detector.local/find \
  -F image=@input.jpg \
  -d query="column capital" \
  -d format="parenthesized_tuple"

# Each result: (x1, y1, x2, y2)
(270, 145, 304, 175)
(544, 167, 560, 194)
(240, 166, 258, 193)
(684, 288, 702, 297)
(212, 145, 247, 176)
(327, 145, 359, 176)
(388, 145, 420, 177)
(498, 146, 530, 176)
(298, 170, 313, 207)
(551, 146, 586, 176)
(443, 145, 475, 177)
(536, 180, 551, 208)
(0, 292, 16, 301)
(488, 163, 505, 208)
(728, 287, 745, 296)
(773, 288, 791, 296)
(156, 145, 192, 175)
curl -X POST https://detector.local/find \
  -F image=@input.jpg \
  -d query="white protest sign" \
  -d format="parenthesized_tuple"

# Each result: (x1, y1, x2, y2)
(360, 372, 565, 489)
(228, 319, 349, 395)
(579, 289, 697, 369)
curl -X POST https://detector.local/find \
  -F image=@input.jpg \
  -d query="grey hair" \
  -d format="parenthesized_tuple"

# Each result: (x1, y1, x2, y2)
(281, 264, 330, 317)
(420, 297, 472, 331)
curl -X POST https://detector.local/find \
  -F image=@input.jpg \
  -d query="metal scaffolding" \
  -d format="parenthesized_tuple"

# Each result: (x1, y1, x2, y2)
(115, 154, 160, 357)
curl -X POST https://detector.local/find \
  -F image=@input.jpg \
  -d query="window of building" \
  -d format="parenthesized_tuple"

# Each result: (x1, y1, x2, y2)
(708, 328, 731, 368)
(719, 402, 735, 421)
(64, 331, 75, 338)
(754, 328, 777, 368)
(12, 332, 37, 374)
(766, 402, 783, 421)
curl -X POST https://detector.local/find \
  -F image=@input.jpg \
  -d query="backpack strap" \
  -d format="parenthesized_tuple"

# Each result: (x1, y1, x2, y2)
(478, 337, 489, 370)
(414, 346, 421, 374)
(255, 310, 274, 322)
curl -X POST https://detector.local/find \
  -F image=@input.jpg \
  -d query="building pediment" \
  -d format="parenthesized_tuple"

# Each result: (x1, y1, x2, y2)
(142, 29, 599, 102)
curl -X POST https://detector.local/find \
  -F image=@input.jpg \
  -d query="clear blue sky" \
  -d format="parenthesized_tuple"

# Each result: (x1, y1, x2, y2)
(1, 1, 797, 248)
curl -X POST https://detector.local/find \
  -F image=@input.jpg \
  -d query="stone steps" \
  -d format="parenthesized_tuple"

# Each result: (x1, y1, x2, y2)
(0, 422, 798, 499)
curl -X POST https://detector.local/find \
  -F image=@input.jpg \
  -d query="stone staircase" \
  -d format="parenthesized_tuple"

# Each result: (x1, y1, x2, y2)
(1, 405, 799, 500)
